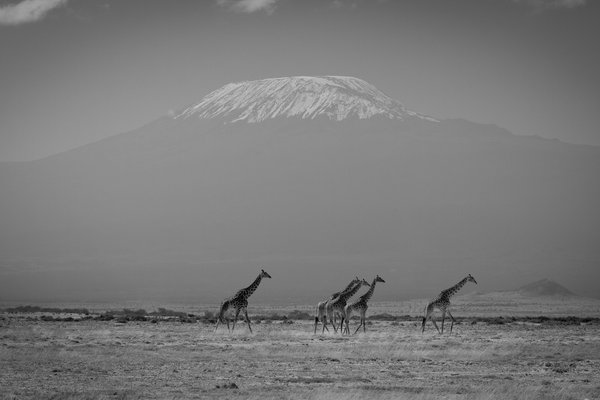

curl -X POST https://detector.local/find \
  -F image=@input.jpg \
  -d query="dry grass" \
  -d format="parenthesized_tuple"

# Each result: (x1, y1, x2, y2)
(2, 316, 600, 399)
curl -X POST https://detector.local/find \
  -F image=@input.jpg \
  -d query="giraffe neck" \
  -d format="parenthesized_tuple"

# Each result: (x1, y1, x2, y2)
(359, 278, 378, 303)
(241, 274, 263, 299)
(342, 279, 358, 293)
(443, 276, 469, 299)
(331, 279, 359, 299)
(338, 282, 362, 302)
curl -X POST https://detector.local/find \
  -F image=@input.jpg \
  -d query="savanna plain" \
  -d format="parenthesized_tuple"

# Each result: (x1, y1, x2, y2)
(1, 298, 599, 400)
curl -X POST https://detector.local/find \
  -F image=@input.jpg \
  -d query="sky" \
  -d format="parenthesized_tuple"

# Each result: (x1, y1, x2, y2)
(0, 0, 599, 162)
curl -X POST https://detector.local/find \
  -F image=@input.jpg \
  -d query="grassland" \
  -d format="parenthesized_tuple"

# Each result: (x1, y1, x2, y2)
(1, 309, 600, 400)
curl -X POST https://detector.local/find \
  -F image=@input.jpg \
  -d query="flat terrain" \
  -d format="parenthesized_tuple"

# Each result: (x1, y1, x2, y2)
(1, 315, 599, 400)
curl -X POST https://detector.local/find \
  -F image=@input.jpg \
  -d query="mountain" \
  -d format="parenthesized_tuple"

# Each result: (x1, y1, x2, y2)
(1, 76, 599, 303)
(174, 76, 438, 123)
(517, 279, 575, 297)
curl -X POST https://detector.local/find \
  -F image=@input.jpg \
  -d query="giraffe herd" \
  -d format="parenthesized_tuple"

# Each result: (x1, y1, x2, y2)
(215, 269, 477, 335)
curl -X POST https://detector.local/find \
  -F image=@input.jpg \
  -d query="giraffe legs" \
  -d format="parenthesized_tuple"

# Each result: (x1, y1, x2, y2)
(325, 305, 337, 333)
(447, 310, 457, 334)
(314, 303, 331, 334)
(215, 317, 230, 332)
(343, 307, 352, 335)
(421, 307, 431, 333)
(352, 315, 363, 335)
(338, 312, 347, 334)
(322, 316, 330, 333)
(421, 306, 429, 333)
(351, 310, 367, 335)
(428, 308, 455, 335)
(243, 308, 252, 333)
(361, 310, 367, 334)
(314, 303, 322, 334)
(231, 308, 254, 333)
(353, 318, 363, 335)
(231, 308, 241, 332)
(422, 306, 441, 334)
(440, 309, 446, 334)
(215, 302, 231, 333)
(215, 305, 255, 333)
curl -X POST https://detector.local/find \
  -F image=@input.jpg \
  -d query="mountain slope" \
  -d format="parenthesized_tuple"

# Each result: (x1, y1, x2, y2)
(1, 76, 599, 302)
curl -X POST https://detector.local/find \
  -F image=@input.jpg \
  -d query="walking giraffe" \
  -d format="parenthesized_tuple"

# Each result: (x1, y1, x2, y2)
(215, 269, 272, 333)
(326, 278, 370, 333)
(422, 274, 477, 334)
(343, 275, 385, 335)
(314, 277, 360, 334)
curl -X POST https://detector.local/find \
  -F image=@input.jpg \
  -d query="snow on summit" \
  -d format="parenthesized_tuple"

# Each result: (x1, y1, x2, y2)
(174, 76, 437, 123)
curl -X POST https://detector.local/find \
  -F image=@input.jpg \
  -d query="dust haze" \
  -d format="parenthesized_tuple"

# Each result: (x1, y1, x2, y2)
(1, 115, 599, 303)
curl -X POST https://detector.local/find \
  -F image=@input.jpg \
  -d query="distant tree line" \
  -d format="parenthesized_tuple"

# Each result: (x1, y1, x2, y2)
(2, 305, 598, 325)
(4, 305, 90, 314)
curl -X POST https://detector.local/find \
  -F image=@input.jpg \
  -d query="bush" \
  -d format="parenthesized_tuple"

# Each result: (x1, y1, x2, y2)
(368, 313, 397, 321)
(149, 308, 190, 319)
(121, 308, 148, 316)
(287, 310, 312, 320)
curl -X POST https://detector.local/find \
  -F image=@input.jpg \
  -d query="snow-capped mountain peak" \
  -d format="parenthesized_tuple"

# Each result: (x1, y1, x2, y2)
(174, 76, 437, 123)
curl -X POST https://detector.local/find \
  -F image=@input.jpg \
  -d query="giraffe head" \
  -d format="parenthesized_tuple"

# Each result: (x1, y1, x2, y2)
(260, 269, 272, 279)
(360, 278, 371, 287)
(375, 274, 385, 284)
(467, 274, 477, 285)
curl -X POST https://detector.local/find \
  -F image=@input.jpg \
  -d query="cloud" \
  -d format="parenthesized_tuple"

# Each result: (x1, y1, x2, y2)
(330, 0, 360, 9)
(513, 0, 587, 11)
(0, 0, 68, 26)
(217, 0, 280, 14)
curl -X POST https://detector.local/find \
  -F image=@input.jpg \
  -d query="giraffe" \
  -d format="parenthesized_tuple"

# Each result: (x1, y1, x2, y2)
(326, 278, 370, 333)
(314, 276, 360, 334)
(421, 274, 477, 334)
(343, 275, 385, 335)
(215, 269, 272, 333)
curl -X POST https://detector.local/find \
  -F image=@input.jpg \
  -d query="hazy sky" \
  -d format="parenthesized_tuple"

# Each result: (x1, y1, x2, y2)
(0, 0, 599, 161)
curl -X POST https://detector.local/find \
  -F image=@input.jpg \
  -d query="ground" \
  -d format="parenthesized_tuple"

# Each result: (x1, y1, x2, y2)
(1, 316, 599, 399)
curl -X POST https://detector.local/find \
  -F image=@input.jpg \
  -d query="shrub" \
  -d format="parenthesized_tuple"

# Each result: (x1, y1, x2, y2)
(287, 310, 312, 320)
(367, 313, 396, 321)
